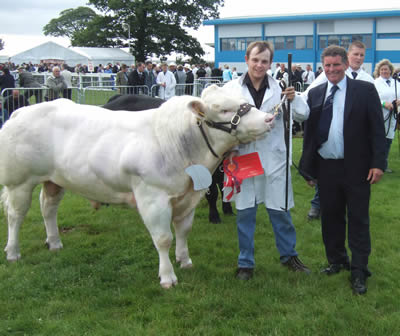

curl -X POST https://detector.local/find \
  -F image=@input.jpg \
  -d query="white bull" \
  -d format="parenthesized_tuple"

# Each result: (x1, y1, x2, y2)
(0, 85, 274, 288)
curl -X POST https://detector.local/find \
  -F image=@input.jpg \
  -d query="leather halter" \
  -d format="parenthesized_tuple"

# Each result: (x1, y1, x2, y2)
(197, 103, 253, 159)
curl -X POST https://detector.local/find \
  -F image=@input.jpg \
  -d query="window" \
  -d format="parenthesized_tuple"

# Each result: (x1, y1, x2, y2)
(296, 36, 306, 49)
(220, 38, 236, 51)
(318, 34, 372, 50)
(319, 36, 327, 49)
(286, 37, 295, 49)
(306, 36, 313, 49)
(237, 39, 246, 51)
(328, 35, 339, 46)
(274, 37, 285, 50)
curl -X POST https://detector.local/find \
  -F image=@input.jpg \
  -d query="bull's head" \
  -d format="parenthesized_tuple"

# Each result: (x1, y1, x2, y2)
(191, 84, 274, 144)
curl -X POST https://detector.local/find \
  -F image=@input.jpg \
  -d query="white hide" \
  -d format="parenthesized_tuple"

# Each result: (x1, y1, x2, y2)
(0, 85, 274, 288)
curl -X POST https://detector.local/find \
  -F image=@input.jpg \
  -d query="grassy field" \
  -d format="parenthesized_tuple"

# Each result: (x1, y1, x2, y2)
(0, 136, 400, 336)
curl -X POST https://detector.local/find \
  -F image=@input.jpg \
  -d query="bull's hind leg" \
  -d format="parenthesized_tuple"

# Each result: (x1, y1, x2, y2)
(134, 185, 177, 289)
(3, 184, 35, 261)
(173, 209, 194, 269)
(40, 181, 65, 251)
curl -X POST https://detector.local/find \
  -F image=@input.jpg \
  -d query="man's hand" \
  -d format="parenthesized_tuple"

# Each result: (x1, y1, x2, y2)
(367, 168, 383, 184)
(282, 87, 295, 101)
(307, 180, 316, 187)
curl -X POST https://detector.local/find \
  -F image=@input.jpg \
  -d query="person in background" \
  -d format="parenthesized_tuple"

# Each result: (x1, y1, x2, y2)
(156, 62, 176, 100)
(224, 41, 310, 281)
(116, 64, 129, 94)
(3, 89, 29, 119)
(144, 61, 157, 96)
(222, 64, 232, 82)
(184, 64, 194, 95)
(128, 62, 146, 95)
(45, 66, 67, 101)
(232, 67, 239, 80)
(61, 63, 73, 100)
(373, 59, 400, 173)
(174, 64, 187, 96)
(299, 45, 385, 295)
(302, 64, 315, 90)
(18, 66, 43, 104)
(0, 67, 15, 97)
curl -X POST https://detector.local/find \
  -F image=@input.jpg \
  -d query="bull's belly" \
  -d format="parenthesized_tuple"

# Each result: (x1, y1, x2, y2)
(171, 189, 206, 222)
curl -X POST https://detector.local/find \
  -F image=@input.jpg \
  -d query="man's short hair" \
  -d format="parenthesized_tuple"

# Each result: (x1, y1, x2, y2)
(246, 41, 274, 62)
(348, 40, 366, 52)
(321, 45, 348, 64)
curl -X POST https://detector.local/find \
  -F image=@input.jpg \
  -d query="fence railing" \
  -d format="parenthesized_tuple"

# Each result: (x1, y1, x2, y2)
(1, 77, 306, 127)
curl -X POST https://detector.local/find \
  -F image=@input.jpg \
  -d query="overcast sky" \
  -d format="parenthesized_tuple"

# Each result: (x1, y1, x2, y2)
(1, 0, 399, 57)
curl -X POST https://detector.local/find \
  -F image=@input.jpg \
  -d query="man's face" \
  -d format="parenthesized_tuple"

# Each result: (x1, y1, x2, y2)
(323, 55, 348, 85)
(347, 46, 365, 71)
(306, 65, 311, 71)
(53, 68, 61, 77)
(245, 47, 271, 82)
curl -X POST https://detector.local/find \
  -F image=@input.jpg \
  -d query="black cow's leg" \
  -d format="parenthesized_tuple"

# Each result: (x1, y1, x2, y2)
(206, 174, 221, 224)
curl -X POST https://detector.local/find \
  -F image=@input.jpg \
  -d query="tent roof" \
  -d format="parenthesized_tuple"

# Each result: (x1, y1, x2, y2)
(10, 41, 85, 64)
(10, 41, 134, 66)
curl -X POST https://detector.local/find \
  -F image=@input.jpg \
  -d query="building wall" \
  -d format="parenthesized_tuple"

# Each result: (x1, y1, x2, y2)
(208, 11, 400, 77)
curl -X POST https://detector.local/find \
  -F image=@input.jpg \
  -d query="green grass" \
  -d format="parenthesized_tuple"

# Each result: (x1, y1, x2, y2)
(1, 137, 400, 335)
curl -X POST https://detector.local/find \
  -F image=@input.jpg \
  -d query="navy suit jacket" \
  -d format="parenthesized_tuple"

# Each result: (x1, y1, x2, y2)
(299, 76, 386, 183)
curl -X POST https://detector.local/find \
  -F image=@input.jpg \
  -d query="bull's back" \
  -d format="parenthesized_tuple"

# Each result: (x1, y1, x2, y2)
(0, 99, 154, 186)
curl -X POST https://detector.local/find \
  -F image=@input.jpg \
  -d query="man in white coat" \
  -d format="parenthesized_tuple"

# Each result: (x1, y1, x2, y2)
(156, 63, 176, 100)
(224, 41, 310, 280)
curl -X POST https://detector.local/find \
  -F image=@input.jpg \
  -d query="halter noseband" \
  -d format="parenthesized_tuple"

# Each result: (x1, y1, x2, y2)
(197, 103, 253, 159)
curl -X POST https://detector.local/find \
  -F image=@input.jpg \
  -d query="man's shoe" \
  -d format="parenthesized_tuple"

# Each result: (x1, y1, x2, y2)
(282, 256, 311, 274)
(235, 267, 253, 280)
(321, 263, 350, 275)
(307, 207, 320, 220)
(350, 275, 367, 295)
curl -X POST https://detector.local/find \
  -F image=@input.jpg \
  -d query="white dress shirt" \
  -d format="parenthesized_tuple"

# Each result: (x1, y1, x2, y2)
(318, 76, 347, 159)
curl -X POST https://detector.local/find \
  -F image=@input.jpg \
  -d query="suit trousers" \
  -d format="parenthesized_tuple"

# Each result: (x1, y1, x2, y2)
(318, 157, 371, 275)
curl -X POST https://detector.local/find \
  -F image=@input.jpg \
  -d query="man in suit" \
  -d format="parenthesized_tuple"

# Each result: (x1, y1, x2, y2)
(299, 45, 386, 295)
(116, 64, 129, 94)
(128, 62, 146, 94)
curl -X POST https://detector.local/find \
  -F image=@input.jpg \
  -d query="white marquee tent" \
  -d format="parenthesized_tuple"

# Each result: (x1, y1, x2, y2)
(10, 41, 134, 67)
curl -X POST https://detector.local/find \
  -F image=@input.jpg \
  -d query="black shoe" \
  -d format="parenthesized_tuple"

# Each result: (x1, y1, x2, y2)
(321, 263, 350, 275)
(350, 274, 367, 295)
(307, 207, 320, 220)
(235, 267, 253, 280)
(282, 256, 311, 274)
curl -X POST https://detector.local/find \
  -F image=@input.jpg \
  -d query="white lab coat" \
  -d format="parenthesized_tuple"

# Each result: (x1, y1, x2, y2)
(375, 76, 398, 139)
(223, 74, 308, 211)
(157, 70, 176, 100)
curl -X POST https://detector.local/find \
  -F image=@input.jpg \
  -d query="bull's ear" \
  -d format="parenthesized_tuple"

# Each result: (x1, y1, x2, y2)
(200, 84, 219, 100)
(189, 99, 208, 120)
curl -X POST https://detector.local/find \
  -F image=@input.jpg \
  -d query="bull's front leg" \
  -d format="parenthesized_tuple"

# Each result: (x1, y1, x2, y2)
(134, 185, 177, 289)
(173, 209, 194, 269)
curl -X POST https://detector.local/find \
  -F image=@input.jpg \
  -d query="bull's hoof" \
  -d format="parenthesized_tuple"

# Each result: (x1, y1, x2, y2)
(178, 258, 193, 269)
(5, 246, 21, 262)
(45, 239, 63, 251)
(160, 277, 178, 289)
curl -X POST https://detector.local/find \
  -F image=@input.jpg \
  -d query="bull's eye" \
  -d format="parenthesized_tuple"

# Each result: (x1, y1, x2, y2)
(222, 109, 230, 114)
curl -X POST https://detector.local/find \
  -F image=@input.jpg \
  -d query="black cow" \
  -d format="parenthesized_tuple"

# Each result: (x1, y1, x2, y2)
(103, 94, 234, 223)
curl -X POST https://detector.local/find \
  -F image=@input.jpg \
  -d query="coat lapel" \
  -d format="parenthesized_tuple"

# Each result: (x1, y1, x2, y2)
(344, 77, 354, 123)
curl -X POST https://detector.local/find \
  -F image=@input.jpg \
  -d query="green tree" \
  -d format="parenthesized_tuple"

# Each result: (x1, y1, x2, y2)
(44, 0, 223, 62)
(43, 7, 98, 39)
(0, 38, 4, 51)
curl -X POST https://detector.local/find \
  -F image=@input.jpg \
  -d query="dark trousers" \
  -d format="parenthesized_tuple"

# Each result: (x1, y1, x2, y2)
(318, 157, 371, 276)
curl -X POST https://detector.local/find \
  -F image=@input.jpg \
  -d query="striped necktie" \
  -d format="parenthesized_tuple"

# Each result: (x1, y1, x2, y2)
(318, 85, 339, 146)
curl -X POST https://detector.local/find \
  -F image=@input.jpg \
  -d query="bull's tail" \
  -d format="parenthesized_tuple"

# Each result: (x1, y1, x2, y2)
(0, 187, 9, 220)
